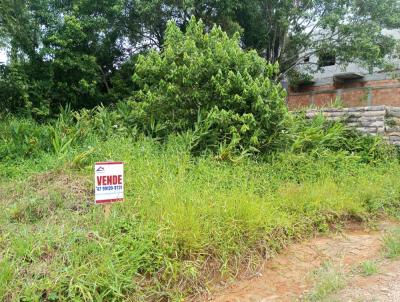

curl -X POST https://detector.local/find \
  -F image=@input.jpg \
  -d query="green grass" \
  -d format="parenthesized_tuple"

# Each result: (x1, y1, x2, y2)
(1, 135, 400, 301)
(305, 262, 346, 302)
(383, 228, 400, 259)
(359, 260, 379, 276)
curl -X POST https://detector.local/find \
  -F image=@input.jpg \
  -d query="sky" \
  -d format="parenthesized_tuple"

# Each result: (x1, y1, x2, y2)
(0, 49, 7, 63)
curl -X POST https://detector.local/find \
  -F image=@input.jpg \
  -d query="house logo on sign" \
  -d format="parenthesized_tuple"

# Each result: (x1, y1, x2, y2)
(96, 166, 105, 173)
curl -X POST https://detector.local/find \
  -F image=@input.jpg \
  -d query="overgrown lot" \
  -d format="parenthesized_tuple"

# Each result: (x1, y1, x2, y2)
(1, 17, 400, 302)
(1, 124, 400, 301)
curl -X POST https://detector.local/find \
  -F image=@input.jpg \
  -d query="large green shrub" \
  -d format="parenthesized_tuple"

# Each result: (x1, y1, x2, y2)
(127, 17, 287, 154)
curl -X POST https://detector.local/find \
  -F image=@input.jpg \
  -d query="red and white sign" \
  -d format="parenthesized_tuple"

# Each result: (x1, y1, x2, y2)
(95, 162, 124, 204)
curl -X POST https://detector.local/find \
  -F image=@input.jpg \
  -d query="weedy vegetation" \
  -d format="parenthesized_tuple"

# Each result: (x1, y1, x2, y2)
(359, 260, 379, 276)
(0, 18, 400, 302)
(305, 262, 346, 302)
(383, 228, 400, 259)
(1, 113, 400, 301)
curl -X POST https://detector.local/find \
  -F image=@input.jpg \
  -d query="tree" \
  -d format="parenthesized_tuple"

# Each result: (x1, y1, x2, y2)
(195, 0, 400, 78)
(1, 0, 400, 114)
(128, 18, 287, 154)
(130, 0, 400, 79)
(0, 0, 141, 115)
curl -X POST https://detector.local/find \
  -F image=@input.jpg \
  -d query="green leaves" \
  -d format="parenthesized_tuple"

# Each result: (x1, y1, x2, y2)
(0, 0, 142, 114)
(128, 17, 287, 156)
(1, 0, 400, 115)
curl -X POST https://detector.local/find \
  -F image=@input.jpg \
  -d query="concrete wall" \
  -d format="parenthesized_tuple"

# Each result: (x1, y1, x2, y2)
(297, 30, 400, 80)
(305, 105, 400, 146)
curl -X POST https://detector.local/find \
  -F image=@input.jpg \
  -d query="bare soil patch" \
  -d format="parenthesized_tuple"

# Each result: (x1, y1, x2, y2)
(203, 221, 399, 302)
(329, 258, 400, 302)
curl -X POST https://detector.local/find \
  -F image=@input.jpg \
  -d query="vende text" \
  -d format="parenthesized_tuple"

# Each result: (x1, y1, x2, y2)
(96, 175, 122, 186)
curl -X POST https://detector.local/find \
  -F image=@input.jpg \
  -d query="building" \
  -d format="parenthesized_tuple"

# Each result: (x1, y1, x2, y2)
(287, 31, 400, 109)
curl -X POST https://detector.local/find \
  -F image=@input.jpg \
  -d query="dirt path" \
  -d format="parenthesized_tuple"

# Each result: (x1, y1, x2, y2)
(203, 221, 399, 302)
(330, 258, 400, 302)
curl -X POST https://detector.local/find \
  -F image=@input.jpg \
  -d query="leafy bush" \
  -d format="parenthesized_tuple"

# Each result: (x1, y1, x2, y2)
(1, 107, 396, 164)
(1, 117, 73, 161)
(126, 17, 287, 154)
(273, 113, 396, 163)
(0, 117, 52, 159)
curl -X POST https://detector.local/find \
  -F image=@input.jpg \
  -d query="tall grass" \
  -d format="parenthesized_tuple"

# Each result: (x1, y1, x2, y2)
(1, 109, 400, 300)
(1, 131, 400, 300)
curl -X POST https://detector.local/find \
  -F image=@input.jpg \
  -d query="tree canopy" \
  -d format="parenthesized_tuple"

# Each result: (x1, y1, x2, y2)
(0, 0, 399, 115)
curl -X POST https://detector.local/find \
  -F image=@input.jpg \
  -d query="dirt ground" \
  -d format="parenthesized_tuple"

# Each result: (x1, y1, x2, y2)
(203, 221, 400, 302)
(330, 258, 400, 302)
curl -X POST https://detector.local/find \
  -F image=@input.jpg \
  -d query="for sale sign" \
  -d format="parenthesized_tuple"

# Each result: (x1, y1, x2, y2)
(95, 162, 124, 204)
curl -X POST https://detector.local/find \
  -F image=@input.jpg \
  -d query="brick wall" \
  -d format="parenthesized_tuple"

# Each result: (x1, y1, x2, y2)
(288, 78, 400, 109)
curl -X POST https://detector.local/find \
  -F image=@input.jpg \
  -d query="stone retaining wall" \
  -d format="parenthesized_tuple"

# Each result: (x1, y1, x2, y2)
(305, 105, 400, 146)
